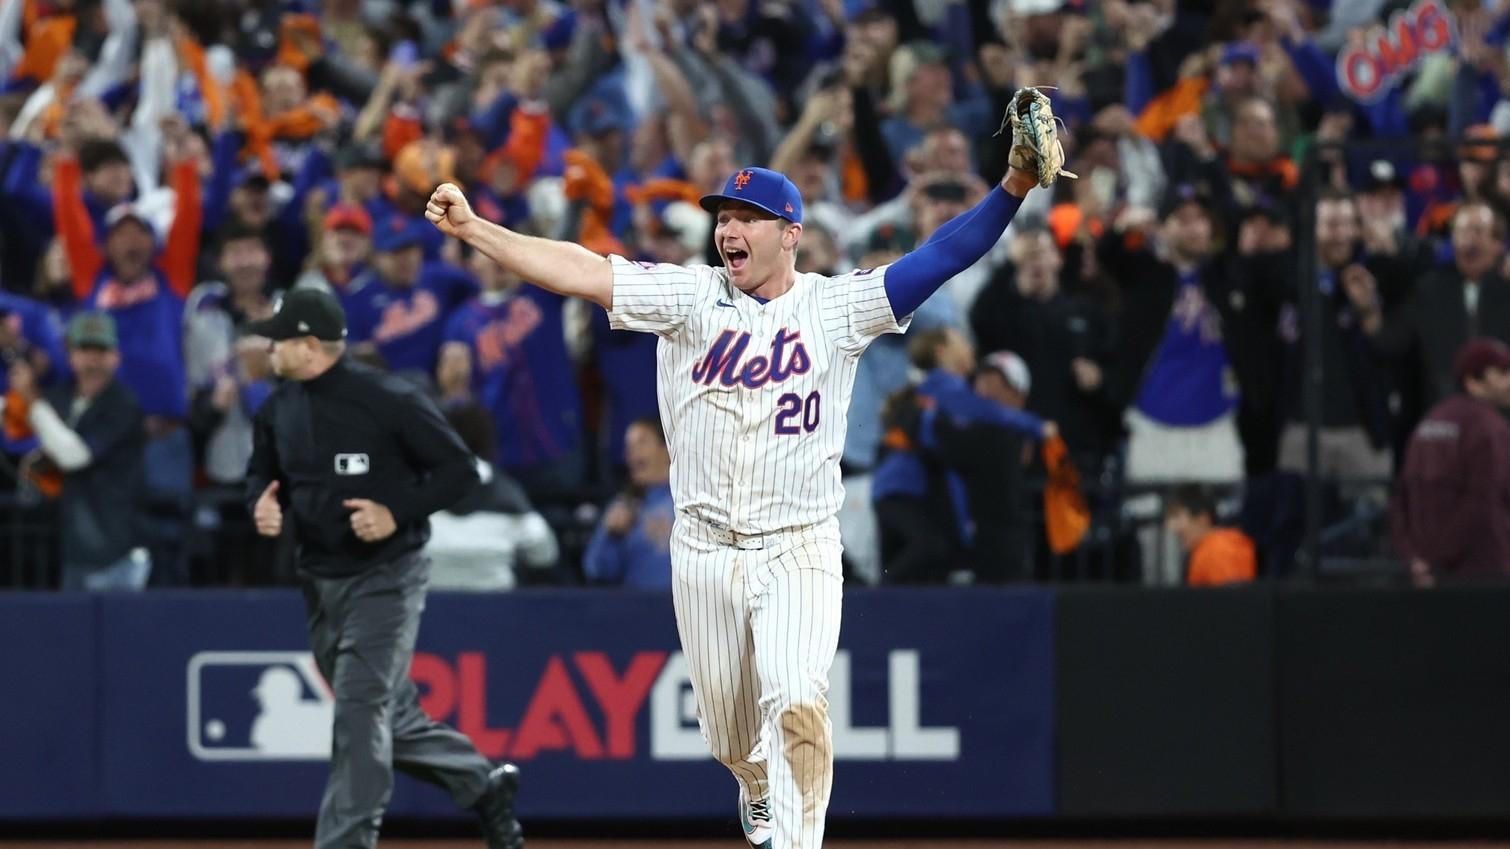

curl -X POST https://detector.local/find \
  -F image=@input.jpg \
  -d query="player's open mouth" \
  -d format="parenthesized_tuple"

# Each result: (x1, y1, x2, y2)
(726, 248, 749, 272)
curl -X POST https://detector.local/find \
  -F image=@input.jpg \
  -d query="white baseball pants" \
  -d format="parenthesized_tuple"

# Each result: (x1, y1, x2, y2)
(670, 513, 844, 849)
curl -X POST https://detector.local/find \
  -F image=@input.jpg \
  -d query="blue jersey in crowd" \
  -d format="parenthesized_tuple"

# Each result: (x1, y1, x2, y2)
(345, 263, 478, 375)
(590, 309, 659, 471)
(88, 271, 187, 420)
(873, 369, 1045, 543)
(0, 292, 67, 393)
(444, 287, 582, 471)
(582, 484, 673, 590)
(365, 199, 448, 261)
(1135, 270, 1238, 427)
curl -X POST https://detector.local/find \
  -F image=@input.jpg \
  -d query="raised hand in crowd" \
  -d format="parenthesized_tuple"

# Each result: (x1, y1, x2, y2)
(1314, 111, 1353, 184)
(1172, 114, 1217, 161)
(1238, 214, 1292, 257)
(436, 343, 473, 404)
(1357, 195, 1401, 258)
(1113, 204, 1160, 236)
(8, 360, 38, 403)
(978, 43, 1016, 92)
(603, 497, 638, 538)
(1340, 262, 1384, 333)
(1071, 358, 1103, 393)
(160, 113, 197, 165)
(209, 374, 239, 414)
(690, 4, 719, 58)
(1457, 6, 1506, 78)
(135, 0, 170, 39)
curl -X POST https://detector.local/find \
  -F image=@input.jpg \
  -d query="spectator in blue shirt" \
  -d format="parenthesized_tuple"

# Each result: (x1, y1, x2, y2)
(0, 290, 68, 461)
(441, 247, 583, 502)
(345, 218, 478, 376)
(583, 416, 673, 590)
(874, 330, 1051, 584)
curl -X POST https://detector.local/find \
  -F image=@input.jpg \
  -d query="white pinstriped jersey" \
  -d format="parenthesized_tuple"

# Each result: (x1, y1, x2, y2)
(607, 254, 910, 535)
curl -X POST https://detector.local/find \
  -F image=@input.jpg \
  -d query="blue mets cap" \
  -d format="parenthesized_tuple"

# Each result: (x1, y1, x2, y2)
(1221, 41, 1261, 67)
(373, 215, 429, 253)
(699, 167, 804, 225)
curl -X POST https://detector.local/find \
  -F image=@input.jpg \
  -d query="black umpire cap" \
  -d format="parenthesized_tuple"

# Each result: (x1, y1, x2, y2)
(246, 288, 348, 341)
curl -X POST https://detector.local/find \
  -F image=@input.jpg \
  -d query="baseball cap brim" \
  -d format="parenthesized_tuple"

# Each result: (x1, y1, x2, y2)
(698, 194, 795, 222)
(375, 232, 426, 253)
(244, 302, 346, 341)
(244, 311, 310, 341)
(66, 313, 118, 349)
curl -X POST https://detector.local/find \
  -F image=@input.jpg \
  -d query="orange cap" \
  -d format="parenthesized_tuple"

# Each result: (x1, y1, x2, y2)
(392, 141, 457, 196)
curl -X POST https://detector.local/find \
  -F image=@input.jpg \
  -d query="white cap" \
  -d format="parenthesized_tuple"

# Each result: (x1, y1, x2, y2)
(662, 201, 711, 255)
(526, 177, 567, 235)
(983, 350, 1032, 396)
(104, 202, 161, 242)
(1007, 0, 1062, 15)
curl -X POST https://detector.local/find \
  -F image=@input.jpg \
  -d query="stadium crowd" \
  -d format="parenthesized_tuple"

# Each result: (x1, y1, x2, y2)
(0, 0, 1508, 591)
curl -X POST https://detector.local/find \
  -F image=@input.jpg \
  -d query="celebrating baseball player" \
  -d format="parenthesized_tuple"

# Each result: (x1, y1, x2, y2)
(428, 89, 1072, 849)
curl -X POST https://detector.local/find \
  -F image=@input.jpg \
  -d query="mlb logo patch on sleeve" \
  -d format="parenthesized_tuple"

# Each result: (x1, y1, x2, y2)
(334, 453, 370, 475)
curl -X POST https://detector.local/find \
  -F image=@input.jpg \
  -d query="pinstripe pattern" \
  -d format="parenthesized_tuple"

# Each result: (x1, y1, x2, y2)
(673, 516, 843, 849)
(609, 253, 907, 848)
(607, 255, 908, 534)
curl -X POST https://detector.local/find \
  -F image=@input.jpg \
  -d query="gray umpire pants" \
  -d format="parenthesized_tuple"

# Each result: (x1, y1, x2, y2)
(300, 551, 492, 849)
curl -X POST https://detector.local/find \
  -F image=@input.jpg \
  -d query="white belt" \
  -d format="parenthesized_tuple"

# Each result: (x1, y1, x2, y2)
(707, 525, 770, 550)
(681, 512, 778, 550)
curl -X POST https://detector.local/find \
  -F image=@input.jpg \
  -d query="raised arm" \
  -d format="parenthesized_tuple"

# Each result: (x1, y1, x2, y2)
(882, 170, 1034, 318)
(882, 89, 1070, 319)
(51, 155, 105, 301)
(160, 154, 203, 299)
(426, 182, 613, 309)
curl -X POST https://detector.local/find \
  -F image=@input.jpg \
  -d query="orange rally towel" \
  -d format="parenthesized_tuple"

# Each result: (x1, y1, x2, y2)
(1042, 434, 1090, 555)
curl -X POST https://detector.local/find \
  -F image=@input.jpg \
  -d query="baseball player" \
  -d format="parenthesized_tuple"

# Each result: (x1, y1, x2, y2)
(427, 90, 1071, 849)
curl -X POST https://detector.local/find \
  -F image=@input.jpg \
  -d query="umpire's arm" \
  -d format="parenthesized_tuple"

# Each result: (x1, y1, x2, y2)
(245, 400, 282, 516)
(387, 388, 480, 525)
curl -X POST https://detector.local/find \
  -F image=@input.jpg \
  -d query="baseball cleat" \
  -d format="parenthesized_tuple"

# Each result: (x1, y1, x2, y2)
(473, 763, 524, 849)
(739, 789, 773, 849)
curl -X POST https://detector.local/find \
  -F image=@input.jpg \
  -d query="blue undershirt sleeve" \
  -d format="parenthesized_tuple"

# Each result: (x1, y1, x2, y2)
(884, 186, 1024, 319)
(937, 384, 1046, 439)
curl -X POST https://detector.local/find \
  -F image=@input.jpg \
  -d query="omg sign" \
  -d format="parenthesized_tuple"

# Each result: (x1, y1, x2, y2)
(1336, 0, 1455, 103)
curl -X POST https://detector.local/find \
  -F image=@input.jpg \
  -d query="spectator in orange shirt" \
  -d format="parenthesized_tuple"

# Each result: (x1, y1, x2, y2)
(1164, 484, 1257, 587)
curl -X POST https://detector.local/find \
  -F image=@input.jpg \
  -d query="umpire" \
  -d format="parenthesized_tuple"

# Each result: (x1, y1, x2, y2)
(244, 288, 523, 849)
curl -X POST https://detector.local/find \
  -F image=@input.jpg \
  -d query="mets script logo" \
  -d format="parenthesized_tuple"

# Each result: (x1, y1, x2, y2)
(733, 170, 753, 191)
(187, 652, 333, 761)
(691, 328, 810, 388)
(95, 276, 161, 311)
(474, 298, 544, 371)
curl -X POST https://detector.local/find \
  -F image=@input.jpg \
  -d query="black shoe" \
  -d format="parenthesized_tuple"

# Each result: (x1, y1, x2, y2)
(473, 763, 523, 849)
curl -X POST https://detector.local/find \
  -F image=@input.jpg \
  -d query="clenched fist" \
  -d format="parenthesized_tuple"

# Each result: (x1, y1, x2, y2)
(426, 182, 475, 237)
(344, 498, 397, 543)
(255, 480, 283, 537)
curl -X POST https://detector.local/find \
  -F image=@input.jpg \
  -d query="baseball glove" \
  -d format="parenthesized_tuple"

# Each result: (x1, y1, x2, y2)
(997, 87, 1078, 189)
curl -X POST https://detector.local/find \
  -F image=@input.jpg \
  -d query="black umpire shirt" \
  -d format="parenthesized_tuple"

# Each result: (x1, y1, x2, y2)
(245, 358, 479, 576)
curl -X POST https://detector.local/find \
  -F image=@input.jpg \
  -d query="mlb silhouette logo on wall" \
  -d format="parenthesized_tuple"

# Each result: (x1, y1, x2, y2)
(186, 651, 333, 761)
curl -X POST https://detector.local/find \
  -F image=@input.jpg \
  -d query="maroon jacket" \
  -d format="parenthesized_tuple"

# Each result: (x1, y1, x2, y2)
(1391, 394, 1510, 578)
